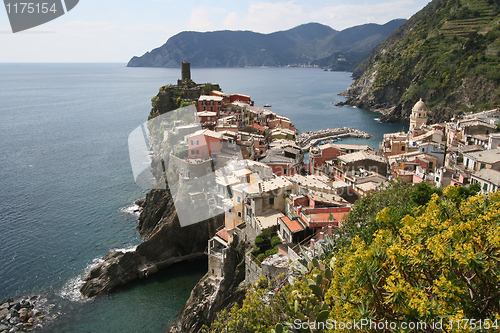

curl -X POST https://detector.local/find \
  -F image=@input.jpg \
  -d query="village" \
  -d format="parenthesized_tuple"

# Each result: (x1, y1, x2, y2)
(160, 62, 500, 285)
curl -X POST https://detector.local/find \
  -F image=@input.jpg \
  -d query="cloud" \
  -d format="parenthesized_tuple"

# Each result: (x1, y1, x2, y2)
(219, 0, 425, 33)
(237, 2, 305, 33)
(0, 19, 178, 62)
(310, 0, 422, 30)
(223, 12, 239, 28)
(189, 6, 227, 32)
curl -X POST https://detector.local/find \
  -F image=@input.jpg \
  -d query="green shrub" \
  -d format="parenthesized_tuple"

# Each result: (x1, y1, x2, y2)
(265, 248, 278, 257)
(255, 236, 264, 247)
(251, 247, 260, 256)
(271, 236, 282, 248)
(257, 253, 266, 262)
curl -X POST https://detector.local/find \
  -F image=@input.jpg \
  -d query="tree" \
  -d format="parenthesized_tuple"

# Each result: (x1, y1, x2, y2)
(327, 186, 500, 332)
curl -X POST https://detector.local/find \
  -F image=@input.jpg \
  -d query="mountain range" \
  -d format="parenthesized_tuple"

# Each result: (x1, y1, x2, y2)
(341, 0, 500, 122)
(127, 20, 405, 71)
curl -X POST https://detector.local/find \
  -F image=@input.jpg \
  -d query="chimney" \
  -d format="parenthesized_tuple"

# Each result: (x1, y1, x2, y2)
(327, 225, 333, 236)
(318, 232, 324, 241)
(310, 239, 315, 250)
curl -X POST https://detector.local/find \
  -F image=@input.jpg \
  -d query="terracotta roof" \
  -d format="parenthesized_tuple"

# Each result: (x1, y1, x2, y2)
(280, 216, 305, 233)
(251, 123, 268, 132)
(216, 228, 229, 243)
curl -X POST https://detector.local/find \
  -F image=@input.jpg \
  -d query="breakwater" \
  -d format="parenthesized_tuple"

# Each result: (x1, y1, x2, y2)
(298, 127, 372, 151)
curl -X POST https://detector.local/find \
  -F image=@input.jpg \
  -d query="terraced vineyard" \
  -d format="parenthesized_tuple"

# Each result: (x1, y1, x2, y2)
(344, 0, 500, 122)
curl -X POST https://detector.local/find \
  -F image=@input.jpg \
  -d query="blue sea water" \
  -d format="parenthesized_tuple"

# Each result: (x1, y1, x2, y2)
(0, 64, 407, 332)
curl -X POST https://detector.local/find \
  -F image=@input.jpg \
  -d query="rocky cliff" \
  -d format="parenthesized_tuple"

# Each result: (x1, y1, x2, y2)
(341, 0, 500, 123)
(168, 235, 247, 333)
(80, 188, 224, 297)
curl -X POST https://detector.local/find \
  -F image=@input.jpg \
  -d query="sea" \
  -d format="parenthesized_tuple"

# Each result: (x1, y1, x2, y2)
(0, 64, 408, 332)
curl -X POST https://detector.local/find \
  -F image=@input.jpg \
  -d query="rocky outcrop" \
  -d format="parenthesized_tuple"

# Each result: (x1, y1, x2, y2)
(79, 251, 143, 298)
(168, 236, 247, 333)
(79, 189, 224, 297)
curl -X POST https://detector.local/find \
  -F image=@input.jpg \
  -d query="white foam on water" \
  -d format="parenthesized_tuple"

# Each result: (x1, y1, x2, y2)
(110, 245, 138, 253)
(57, 245, 138, 302)
(120, 203, 142, 217)
(57, 257, 104, 303)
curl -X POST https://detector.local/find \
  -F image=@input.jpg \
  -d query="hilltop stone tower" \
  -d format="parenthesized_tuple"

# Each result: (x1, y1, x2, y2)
(181, 61, 191, 81)
(409, 98, 429, 132)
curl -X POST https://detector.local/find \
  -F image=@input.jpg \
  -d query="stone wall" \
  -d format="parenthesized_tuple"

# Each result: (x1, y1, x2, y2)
(244, 252, 263, 285)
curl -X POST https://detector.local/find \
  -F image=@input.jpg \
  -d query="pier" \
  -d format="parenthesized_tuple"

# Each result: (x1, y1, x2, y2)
(298, 127, 372, 151)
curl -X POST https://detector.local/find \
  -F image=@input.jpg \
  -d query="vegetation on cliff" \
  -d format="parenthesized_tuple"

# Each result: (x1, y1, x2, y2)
(343, 0, 500, 123)
(202, 182, 500, 332)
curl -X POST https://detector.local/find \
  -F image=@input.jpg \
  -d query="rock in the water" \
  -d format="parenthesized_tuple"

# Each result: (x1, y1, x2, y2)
(135, 199, 146, 207)
(17, 309, 27, 321)
(9, 317, 20, 325)
(0, 325, 8, 331)
(79, 251, 143, 297)
(0, 309, 8, 319)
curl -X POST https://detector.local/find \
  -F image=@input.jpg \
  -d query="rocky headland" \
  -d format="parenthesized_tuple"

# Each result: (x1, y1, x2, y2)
(79, 189, 224, 297)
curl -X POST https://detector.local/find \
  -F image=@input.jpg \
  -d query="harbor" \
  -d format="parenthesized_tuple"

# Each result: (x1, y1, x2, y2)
(298, 127, 372, 151)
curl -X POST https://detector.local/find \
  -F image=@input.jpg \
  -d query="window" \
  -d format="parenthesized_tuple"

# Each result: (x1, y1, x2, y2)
(283, 168, 287, 175)
(269, 197, 274, 205)
(401, 146, 405, 151)
(190, 150, 199, 155)
(191, 140, 199, 146)
(483, 183, 488, 191)
(481, 163, 486, 169)
(237, 196, 241, 203)
(237, 212, 242, 218)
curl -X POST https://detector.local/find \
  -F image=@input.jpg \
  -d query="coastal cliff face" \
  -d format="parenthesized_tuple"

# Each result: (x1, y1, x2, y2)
(80, 189, 223, 297)
(169, 237, 247, 333)
(341, 0, 500, 123)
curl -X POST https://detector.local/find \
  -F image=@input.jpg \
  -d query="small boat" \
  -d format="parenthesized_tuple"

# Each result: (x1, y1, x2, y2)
(264, 104, 272, 107)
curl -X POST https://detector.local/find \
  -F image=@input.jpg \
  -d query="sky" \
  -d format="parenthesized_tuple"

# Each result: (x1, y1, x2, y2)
(0, 0, 432, 63)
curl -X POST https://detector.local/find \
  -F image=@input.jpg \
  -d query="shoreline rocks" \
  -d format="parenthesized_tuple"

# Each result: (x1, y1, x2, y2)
(0, 296, 53, 333)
